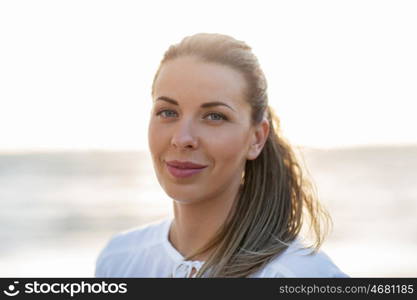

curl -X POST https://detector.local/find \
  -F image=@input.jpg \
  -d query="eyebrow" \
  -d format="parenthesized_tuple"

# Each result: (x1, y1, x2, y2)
(156, 96, 236, 112)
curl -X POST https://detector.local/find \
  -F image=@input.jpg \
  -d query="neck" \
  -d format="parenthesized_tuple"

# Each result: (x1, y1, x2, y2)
(169, 182, 241, 261)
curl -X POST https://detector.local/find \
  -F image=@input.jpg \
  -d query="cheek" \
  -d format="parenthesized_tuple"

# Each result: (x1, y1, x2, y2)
(148, 121, 165, 159)
(208, 129, 250, 167)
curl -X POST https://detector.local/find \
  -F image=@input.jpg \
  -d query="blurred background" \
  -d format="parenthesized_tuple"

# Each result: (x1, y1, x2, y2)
(0, 0, 416, 277)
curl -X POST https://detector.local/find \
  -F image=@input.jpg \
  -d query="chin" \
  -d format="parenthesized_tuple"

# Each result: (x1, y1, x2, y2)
(163, 185, 204, 204)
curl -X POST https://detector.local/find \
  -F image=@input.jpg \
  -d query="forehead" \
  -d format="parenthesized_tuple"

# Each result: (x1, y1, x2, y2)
(153, 56, 248, 106)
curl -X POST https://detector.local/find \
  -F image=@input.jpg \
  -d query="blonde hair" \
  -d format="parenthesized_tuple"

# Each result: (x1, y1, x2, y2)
(151, 33, 332, 277)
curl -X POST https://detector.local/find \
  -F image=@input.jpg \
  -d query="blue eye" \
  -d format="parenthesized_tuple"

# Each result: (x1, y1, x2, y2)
(205, 112, 227, 121)
(155, 110, 227, 122)
(156, 110, 178, 118)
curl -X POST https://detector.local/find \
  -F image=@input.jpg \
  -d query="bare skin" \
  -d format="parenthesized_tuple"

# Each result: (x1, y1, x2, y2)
(148, 56, 269, 267)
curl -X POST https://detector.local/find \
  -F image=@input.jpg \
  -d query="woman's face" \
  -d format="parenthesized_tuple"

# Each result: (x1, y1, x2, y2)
(148, 56, 265, 204)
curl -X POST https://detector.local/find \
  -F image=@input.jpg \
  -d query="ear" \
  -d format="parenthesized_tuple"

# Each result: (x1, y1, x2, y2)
(246, 118, 270, 160)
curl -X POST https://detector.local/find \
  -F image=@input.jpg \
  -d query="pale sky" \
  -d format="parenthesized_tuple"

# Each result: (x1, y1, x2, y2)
(1, 0, 416, 152)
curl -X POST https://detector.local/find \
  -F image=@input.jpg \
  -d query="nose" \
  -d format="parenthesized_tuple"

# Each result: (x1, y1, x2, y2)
(171, 119, 198, 150)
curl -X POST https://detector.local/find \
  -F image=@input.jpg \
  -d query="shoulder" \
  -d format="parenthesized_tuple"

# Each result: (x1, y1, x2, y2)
(95, 218, 171, 276)
(99, 218, 170, 255)
(255, 238, 349, 278)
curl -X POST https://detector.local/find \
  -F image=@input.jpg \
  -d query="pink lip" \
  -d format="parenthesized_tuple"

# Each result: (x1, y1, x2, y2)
(166, 160, 207, 169)
(165, 160, 207, 178)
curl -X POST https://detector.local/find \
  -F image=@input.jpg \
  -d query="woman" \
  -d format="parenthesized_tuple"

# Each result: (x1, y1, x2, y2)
(95, 33, 348, 278)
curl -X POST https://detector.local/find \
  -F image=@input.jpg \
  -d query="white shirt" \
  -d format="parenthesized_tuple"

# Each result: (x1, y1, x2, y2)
(95, 218, 348, 278)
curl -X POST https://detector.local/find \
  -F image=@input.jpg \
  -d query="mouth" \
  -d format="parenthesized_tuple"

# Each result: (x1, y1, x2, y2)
(165, 161, 207, 179)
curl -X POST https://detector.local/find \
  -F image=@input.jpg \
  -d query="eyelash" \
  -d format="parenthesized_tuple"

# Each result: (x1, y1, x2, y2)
(156, 109, 228, 121)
